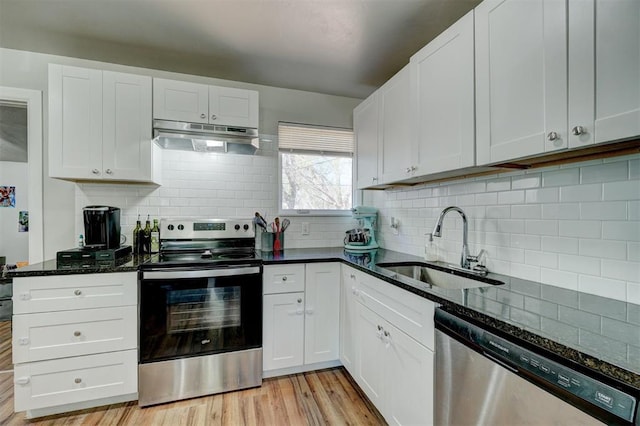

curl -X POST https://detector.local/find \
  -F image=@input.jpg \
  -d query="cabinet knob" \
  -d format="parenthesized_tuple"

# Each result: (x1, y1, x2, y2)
(282, 276, 288, 281)
(547, 131, 559, 141)
(105, 169, 113, 175)
(15, 377, 30, 386)
(350, 274, 355, 279)
(200, 113, 206, 119)
(74, 378, 82, 384)
(91, 169, 100, 175)
(19, 293, 31, 301)
(211, 114, 217, 120)
(306, 308, 314, 315)
(74, 331, 82, 337)
(74, 289, 82, 296)
(18, 337, 30, 345)
(383, 330, 390, 337)
(571, 126, 586, 136)
(372, 177, 378, 182)
(377, 325, 383, 331)
(297, 298, 302, 303)
(406, 167, 412, 173)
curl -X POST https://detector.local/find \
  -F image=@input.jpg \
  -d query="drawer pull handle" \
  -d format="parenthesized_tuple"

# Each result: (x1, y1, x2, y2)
(16, 377, 30, 386)
(74, 331, 82, 337)
(350, 274, 355, 279)
(282, 276, 288, 281)
(75, 378, 82, 384)
(74, 290, 82, 296)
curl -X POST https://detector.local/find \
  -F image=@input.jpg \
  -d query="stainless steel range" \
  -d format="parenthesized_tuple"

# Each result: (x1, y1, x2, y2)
(138, 218, 262, 407)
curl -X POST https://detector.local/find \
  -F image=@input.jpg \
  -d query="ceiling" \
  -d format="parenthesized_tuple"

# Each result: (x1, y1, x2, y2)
(0, 0, 480, 99)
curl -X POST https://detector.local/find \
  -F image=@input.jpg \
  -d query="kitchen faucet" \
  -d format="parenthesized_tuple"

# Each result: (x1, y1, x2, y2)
(432, 206, 484, 270)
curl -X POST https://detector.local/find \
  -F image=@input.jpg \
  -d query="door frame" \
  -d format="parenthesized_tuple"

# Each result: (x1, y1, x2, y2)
(0, 87, 44, 264)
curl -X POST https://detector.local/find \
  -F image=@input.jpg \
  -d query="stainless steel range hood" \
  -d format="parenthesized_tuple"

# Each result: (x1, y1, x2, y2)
(153, 120, 259, 154)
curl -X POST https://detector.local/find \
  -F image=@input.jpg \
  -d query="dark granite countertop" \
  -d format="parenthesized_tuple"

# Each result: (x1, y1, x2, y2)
(8, 247, 639, 391)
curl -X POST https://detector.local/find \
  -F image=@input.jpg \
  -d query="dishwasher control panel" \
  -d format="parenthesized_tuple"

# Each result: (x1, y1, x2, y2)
(435, 309, 638, 424)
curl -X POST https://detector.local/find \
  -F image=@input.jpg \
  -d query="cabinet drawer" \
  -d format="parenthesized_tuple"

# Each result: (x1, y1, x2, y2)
(263, 264, 305, 294)
(13, 306, 137, 363)
(13, 272, 137, 314)
(13, 349, 137, 412)
(357, 275, 435, 350)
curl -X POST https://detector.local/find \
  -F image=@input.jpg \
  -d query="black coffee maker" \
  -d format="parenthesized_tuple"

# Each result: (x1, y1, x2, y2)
(83, 206, 121, 250)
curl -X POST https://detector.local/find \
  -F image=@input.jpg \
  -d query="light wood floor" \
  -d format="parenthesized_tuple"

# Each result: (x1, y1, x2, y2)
(0, 320, 386, 425)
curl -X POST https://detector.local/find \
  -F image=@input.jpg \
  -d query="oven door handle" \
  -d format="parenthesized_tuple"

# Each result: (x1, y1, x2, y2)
(142, 266, 261, 280)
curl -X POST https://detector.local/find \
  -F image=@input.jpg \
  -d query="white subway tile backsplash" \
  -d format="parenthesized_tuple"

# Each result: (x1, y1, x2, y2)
(578, 275, 627, 301)
(578, 239, 627, 260)
(541, 268, 578, 290)
(498, 190, 525, 205)
(525, 220, 558, 236)
(581, 162, 628, 184)
(558, 254, 601, 276)
(511, 234, 541, 250)
(512, 204, 541, 219)
(542, 203, 580, 219)
(512, 174, 541, 189)
(630, 159, 640, 180)
(601, 259, 640, 283)
(602, 180, 640, 201)
(580, 201, 627, 220)
(602, 221, 640, 242)
(542, 169, 580, 187)
(629, 242, 640, 262)
(541, 236, 579, 254)
(525, 250, 558, 268)
(559, 184, 602, 202)
(559, 220, 601, 239)
(526, 187, 559, 203)
(486, 177, 511, 192)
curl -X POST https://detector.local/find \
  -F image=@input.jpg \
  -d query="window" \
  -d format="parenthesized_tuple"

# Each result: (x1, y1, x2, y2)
(278, 122, 353, 214)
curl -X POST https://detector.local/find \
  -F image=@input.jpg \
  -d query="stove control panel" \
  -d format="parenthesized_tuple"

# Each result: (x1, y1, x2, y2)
(161, 218, 255, 240)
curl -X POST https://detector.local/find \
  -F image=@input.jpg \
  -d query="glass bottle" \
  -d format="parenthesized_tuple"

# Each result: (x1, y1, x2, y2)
(133, 215, 142, 254)
(143, 215, 152, 254)
(150, 219, 160, 253)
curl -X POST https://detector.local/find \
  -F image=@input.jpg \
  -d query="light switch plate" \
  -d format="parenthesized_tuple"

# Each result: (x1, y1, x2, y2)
(302, 222, 310, 235)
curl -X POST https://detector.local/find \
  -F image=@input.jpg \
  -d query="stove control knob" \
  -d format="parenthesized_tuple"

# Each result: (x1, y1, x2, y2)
(178, 224, 184, 231)
(243, 224, 249, 231)
(234, 224, 241, 230)
(167, 225, 174, 231)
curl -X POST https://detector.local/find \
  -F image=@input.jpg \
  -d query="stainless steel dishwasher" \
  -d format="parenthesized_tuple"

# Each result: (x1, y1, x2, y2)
(435, 308, 639, 425)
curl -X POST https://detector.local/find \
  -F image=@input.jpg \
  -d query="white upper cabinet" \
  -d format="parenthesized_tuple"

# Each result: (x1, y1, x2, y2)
(153, 78, 208, 123)
(153, 78, 259, 128)
(475, 0, 568, 165)
(49, 64, 160, 183)
(568, 0, 640, 148)
(411, 10, 475, 175)
(209, 86, 259, 128)
(354, 92, 380, 189)
(379, 66, 412, 183)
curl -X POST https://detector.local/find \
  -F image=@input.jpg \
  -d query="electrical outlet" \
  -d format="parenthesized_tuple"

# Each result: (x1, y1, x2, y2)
(302, 222, 310, 235)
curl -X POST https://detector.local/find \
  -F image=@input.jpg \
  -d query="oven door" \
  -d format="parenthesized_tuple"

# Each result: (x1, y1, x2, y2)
(139, 265, 262, 364)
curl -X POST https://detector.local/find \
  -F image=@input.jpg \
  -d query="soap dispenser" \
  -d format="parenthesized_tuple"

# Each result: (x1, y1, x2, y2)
(424, 233, 438, 262)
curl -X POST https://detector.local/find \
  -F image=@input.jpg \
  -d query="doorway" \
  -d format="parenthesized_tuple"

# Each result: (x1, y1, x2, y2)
(0, 87, 43, 373)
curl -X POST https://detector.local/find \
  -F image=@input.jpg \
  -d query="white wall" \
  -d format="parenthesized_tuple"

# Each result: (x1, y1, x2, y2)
(0, 48, 361, 258)
(364, 154, 640, 304)
(0, 161, 28, 264)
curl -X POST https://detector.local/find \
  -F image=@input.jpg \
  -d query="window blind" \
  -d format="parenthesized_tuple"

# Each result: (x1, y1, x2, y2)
(278, 122, 354, 155)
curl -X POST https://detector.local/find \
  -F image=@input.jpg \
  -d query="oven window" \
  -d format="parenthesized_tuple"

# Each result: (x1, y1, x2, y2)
(167, 286, 241, 333)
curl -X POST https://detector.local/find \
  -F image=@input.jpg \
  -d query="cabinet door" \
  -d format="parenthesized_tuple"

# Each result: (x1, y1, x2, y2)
(304, 263, 340, 365)
(379, 65, 412, 183)
(102, 71, 153, 181)
(152, 78, 208, 123)
(48, 64, 102, 179)
(354, 303, 385, 408)
(411, 11, 475, 175)
(209, 86, 259, 128)
(340, 266, 358, 374)
(475, 0, 567, 165)
(263, 292, 304, 371)
(568, 0, 640, 148)
(384, 322, 434, 426)
(354, 92, 379, 189)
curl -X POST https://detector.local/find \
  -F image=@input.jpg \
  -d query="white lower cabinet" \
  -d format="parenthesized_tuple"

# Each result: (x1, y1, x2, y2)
(263, 263, 340, 375)
(12, 272, 138, 418)
(344, 265, 435, 426)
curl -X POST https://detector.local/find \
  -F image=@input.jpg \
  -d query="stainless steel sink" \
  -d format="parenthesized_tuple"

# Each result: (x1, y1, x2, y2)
(375, 261, 504, 290)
